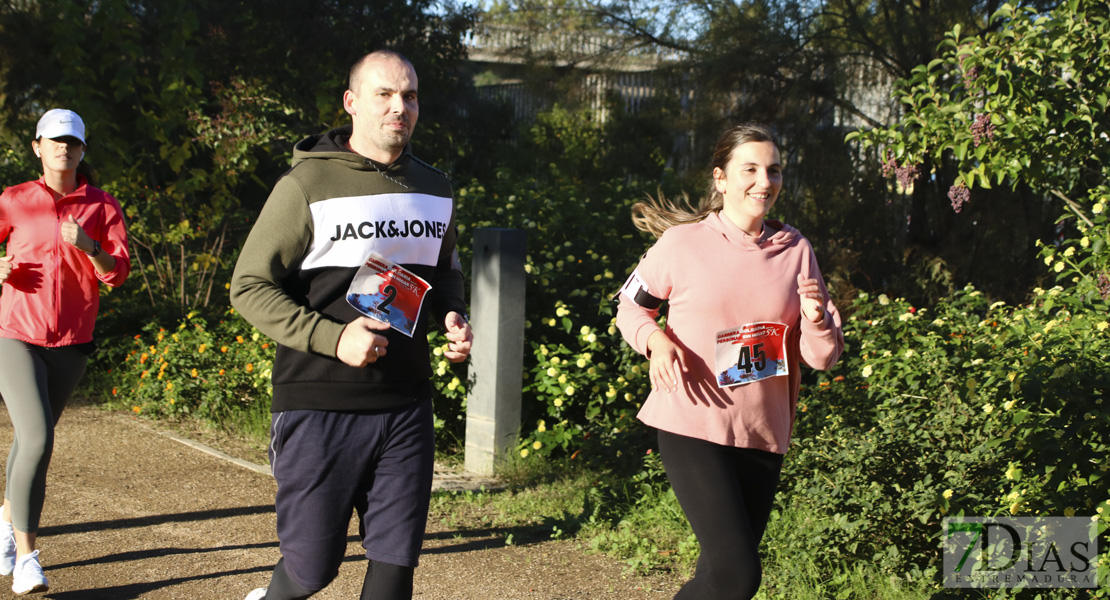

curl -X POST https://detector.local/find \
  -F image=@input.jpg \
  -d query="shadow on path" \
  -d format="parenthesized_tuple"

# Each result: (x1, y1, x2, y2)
(39, 505, 276, 536)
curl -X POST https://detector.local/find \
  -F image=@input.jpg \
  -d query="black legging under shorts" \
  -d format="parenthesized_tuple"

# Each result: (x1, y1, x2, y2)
(658, 429, 784, 600)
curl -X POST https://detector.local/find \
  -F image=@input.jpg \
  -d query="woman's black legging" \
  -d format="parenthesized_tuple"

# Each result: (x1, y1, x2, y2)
(657, 429, 784, 600)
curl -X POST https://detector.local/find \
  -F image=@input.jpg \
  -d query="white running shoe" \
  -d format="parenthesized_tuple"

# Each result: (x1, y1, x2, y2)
(0, 520, 14, 576)
(244, 588, 267, 600)
(11, 550, 47, 594)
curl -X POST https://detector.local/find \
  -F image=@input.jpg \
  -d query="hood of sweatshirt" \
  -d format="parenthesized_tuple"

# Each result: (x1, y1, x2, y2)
(291, 124, 415, 175)
(705, 211, 800, 253)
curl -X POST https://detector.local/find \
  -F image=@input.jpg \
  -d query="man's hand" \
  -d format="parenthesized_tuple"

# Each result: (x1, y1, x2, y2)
(0, 255, 13, 286)
(336, 317, 391, 367)
(60, 215, 95, 254)
(443, 311, 473, 363)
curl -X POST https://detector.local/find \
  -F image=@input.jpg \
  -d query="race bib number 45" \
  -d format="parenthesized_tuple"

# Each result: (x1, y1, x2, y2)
(713, 322, 790, 388)
(346, 253, 432, 338)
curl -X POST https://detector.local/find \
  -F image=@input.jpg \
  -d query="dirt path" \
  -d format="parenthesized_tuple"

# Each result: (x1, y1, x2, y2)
(0, 403, 679, 599)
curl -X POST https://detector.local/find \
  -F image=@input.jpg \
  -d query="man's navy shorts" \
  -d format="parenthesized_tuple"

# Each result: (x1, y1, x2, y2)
(269, 398, 435, 591)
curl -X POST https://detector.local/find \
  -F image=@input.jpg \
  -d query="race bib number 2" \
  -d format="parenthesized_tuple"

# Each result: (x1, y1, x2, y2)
(713, 322, 790, 388)
(346, 253, 432, 338)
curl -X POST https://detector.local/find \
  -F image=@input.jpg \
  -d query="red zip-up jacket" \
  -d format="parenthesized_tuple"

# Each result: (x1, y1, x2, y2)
(0, 176, 130, 347)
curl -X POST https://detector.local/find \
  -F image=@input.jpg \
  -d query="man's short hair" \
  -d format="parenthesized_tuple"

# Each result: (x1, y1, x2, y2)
(348, 50, 414, 92)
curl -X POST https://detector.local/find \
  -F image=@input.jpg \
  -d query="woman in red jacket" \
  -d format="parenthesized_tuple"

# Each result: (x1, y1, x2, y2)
(0, 109, 130, 594)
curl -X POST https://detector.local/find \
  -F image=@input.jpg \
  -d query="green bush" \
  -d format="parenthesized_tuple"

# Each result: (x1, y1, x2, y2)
(101, 307, 274, 423)
(769, 194, 1110, 594)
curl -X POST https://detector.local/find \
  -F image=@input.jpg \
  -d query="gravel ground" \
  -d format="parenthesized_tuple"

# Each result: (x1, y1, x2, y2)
(0, 402, 680, 599)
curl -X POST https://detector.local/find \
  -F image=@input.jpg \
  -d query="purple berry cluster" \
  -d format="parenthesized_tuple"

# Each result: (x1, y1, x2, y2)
(971, 113, 995, 146)
(879, 151, 920, 192)
(947, 184, 970, 213)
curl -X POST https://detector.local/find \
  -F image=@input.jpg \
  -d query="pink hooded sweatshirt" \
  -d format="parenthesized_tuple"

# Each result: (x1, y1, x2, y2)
(616, 212, 843, 454)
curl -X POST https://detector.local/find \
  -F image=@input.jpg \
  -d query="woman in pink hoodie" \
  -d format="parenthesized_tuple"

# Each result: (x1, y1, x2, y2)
(616, 123, 843, 599)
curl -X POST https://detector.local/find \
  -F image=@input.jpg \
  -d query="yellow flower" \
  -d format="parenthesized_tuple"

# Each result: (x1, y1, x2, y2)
(608, 326, 617, 335)
(532, 440, 542, 450)
(1054, 261, 1065, 273)
(1003, 399, 1016, 411)
(586, 333, 597, 343)
(982, 404, 994, 414)
(1093, 201, 1105, 214)
(558, 375, 567, 384)
(580, 325, 590, 336)
(537, 420, 546, 433)
(1081, 236, 1090, 248)
(1007, 372, 1017, 382)
(1097, 322, 1108, 331)
(904, 349, 914, 358)
(132, 406, 142, 414)
(556, 307, 569, 317)
(553, 398, 563, 407)
(862, 365, 873, 378)
(1044, 255, 1054, 266)
(565, 385, 575, 396)
(1010, 502, 1021, 514)
(236, 336, 245, 343)
(245, 363, 254, 372)
(547, 367, 558, 377)
(520, 448, 529, 458)
(878, 294, 890, 305)
(576, 359, 587, 369)
(198, 344, 207, 353)
(221, 346, 229, 353)
(943, 489, 953, 499)
(1064, 247, 1075, 257)
(166, 382, 173, 391)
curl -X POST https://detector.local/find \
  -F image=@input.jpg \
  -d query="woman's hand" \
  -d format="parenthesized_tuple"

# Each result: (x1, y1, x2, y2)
(60, 215, 95, 254)
(646, 329, 687, 393)
(797, 273, 826, 323)
(0, 255, 13, 286)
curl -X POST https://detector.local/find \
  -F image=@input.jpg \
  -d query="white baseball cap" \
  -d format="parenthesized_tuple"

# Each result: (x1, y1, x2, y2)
(35, 109, 86, 144)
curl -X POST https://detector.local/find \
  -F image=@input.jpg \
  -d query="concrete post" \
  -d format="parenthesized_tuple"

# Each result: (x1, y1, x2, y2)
(464, 228, 526, 476)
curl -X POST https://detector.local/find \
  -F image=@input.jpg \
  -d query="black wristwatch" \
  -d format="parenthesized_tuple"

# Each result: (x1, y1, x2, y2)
(86, 240, 102, 258)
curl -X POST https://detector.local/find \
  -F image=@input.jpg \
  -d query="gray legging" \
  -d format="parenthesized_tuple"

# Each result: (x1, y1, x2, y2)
(0, 337, 88, 533)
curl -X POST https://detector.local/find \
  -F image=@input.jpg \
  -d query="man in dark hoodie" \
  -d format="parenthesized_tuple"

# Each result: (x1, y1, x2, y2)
(231, 50, 473, 600)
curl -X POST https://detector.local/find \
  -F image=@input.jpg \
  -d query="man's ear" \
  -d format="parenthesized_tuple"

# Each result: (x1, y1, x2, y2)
(342, 89, 357, 116)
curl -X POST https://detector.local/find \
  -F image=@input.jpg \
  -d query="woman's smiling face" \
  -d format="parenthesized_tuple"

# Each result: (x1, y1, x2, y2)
(713, 140, 782, 231)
